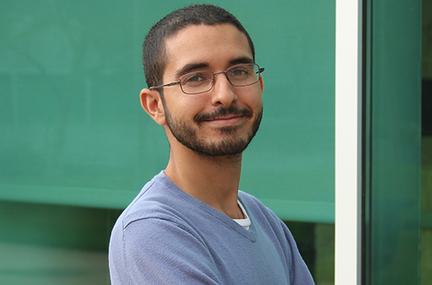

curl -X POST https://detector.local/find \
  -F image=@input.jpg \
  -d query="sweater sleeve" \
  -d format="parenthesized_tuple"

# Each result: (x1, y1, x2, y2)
(113, 217, 221, 285)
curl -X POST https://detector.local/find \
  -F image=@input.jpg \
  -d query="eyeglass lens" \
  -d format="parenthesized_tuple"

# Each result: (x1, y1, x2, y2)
(180, 64, 261, 94)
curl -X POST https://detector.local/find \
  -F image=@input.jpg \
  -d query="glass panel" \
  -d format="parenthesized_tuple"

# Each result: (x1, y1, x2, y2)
(421, 0, 432, 283)
(0, 204, 335, 284)
(364, 0, 422, 284)
(0, 201, 121, 284)
(284, 222, 335, 285)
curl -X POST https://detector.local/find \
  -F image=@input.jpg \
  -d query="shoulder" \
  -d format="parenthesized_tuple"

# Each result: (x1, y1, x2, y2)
(110, 171, 211, 250)
(110, 215, 220, 284)
(116, 172, 189, 230)
(109, 173, 216, 283)
(109, 214, 219, 284)
(109, 176, 221, 284)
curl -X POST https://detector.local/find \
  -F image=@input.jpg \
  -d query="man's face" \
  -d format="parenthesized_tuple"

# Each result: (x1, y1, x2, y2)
(160, 24, 263, 156)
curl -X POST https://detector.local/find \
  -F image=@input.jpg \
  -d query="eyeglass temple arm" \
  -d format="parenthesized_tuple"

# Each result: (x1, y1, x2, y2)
(149, 81, 180, 90)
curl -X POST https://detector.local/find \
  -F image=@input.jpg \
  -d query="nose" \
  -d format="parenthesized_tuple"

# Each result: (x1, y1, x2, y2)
(210, 72, 237, 107)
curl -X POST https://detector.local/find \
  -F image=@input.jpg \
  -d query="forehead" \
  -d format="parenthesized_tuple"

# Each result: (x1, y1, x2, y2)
(163, 24, 253, 75)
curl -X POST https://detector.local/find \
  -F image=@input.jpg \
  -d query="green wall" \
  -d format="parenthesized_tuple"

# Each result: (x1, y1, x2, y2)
(0, 0, 335, 222)
(423, 0, 432, 79)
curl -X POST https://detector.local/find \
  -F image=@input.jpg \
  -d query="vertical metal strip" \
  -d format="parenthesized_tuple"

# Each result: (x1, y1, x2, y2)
(335, 0, 362, 284)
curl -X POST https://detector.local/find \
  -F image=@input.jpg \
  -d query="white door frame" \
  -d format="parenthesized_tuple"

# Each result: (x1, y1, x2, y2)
(335, 0, 363, 284)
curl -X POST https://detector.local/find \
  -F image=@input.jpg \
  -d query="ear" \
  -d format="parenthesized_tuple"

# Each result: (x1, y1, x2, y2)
(259, 76, 264, 92)
(139, 88, 166, 125)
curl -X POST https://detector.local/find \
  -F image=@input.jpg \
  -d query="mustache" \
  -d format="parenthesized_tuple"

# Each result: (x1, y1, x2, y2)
(194, 106, 252, 122)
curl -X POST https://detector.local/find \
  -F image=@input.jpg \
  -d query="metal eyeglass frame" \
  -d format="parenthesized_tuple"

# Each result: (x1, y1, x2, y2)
(148, 63, 265, 95)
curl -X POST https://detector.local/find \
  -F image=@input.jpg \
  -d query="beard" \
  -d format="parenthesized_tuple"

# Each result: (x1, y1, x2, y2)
(163, 104, 263, 157)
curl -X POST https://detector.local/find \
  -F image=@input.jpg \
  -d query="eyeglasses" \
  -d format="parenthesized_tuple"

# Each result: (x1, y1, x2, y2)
(149, 63, 264, 95)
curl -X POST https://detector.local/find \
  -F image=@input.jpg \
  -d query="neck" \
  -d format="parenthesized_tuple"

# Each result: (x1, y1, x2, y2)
(165, 143, 243, 219)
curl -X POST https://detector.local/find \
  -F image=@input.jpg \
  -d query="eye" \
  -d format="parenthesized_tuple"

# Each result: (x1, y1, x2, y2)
(229, 66, 252, 78)
(181, 72, 211, 86)
(187, 74, 205, 82)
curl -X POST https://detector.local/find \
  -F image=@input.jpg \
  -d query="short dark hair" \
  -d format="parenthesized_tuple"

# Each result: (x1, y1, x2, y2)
(143, 4, 255, 88)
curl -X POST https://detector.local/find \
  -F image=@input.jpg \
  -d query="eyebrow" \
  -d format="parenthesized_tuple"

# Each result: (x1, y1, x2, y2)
(228, 56, 254, 65)
(175, 63, 209, 78)
(174, 56, 254, 78)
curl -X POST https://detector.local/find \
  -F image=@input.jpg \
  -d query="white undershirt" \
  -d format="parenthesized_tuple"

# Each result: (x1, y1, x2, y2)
(233, 200, 251, 230)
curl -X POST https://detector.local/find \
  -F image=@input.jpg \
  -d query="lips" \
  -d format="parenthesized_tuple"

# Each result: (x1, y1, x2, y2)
(200, 115, 245, 129)
(204, 115, 243, 121)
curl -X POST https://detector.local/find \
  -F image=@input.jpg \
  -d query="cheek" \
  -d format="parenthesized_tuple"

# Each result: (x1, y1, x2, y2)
(165, 98, 204, 122)
(243, 92, 262, 112)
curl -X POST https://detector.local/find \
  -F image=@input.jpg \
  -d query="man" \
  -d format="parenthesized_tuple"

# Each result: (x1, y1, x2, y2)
(109, 4, 314, 285)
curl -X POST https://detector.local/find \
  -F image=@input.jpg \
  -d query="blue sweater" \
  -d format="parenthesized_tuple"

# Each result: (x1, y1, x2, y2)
(109, 172, 315, 284)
